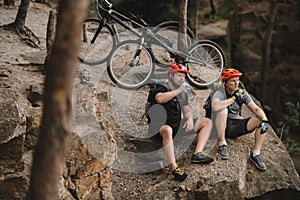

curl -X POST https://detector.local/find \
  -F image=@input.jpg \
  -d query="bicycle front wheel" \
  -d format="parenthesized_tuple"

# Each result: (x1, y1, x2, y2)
(107, 40, 155, 90)
(79, 18, 116, 65)
(186, 40, 226, 89)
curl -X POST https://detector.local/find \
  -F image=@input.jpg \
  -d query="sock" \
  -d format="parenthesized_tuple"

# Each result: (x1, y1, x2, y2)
(252, 150, 260, 157)
(219, 140, 227, 147)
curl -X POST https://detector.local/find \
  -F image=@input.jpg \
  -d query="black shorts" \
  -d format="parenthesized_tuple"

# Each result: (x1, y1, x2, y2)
(149, 118, 198, 142)
(225, 117, 251, 138)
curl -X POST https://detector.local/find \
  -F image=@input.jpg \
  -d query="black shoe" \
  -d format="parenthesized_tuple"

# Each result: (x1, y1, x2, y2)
(172, 167, 188, 181)
(192, 152, 214, 164)
(250, 154, 266, 171)
(219, 145, 229, 160)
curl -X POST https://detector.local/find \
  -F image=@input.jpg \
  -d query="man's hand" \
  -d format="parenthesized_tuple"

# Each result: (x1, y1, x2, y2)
(179, 80, 189, 92)
(183, 118, 194, 132)
(232, 89, 245, 105)
(259, 120, 269, 134)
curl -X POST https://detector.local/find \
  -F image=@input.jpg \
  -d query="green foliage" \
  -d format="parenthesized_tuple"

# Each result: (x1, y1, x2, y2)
(276, 101, 300, 155)
(283, 138, 300, 155)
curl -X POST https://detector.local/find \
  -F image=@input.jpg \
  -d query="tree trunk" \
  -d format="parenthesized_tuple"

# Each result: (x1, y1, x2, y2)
(26, 0, 89, 199)
(4, 0, 15, 6)
(260, 0, 277, 104)
(178, 0, 188, 51)
(14, 0, 30, 29)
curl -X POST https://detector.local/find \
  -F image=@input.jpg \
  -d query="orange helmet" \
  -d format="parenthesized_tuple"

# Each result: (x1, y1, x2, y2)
(168, 63, 189, 75)
(221, 68, 242, 81)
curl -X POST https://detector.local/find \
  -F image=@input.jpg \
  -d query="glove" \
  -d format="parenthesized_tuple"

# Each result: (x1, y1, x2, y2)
(259, 120, 269, 134)
(232, 89, 245, 105)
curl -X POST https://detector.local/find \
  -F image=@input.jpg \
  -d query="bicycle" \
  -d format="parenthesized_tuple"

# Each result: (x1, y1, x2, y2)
(107, 35, 226, 90)
(78, 0, 195, 65)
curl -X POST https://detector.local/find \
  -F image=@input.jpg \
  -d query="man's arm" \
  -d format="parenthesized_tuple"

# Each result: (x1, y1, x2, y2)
(182, 105, 193, 132)
(155, 83, 187, 104)
(211, 97, 235, 112)
(246, 101, 268, 121)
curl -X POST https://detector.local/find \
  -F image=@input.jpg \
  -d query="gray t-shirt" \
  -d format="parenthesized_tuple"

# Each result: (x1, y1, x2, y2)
(212, 89, 252, 119)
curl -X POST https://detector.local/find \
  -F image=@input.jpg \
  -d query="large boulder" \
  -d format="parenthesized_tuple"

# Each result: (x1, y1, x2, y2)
(144, 102, 300, 199)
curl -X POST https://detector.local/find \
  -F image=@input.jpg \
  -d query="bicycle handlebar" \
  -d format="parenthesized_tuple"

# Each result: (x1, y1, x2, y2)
(103, 0, 113, 8)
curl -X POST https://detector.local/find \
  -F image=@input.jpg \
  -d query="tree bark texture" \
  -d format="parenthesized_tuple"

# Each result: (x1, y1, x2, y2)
(260, 0, 276, 104)
(178, 0, 188, 51)
(26, 0, 89, 199)
(14, 0, 30, 29)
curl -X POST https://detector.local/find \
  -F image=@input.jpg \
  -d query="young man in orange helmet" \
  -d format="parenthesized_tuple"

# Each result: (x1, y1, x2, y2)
(211, 68, 269, 171)
(148, 63, 214, 181)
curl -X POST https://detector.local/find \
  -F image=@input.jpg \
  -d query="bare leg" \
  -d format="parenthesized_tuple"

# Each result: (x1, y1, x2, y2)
(247, 117, 267, 151)
(215, 108, 228, 143)
(193, 117, 212, 154)
(160, 125, 177, 171)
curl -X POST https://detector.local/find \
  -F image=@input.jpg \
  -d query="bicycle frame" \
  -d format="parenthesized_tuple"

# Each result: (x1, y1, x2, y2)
(95, 0, 147, 42)
(95, 0, 206, 67)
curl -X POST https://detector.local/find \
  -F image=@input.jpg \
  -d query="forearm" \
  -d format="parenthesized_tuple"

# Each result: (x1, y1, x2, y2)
(255, 107, 268, 121)
(184, 109, 193, 121)
(247, 102, 268, 121)
(155, 88, 182, 104)
(212, 98, 235, 112)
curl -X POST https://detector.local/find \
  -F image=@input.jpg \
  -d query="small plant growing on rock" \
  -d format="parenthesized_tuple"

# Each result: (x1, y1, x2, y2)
(276, 101, 300, 155)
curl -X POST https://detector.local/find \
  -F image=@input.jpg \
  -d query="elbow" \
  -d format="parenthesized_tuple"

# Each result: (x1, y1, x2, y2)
(211, 102, 219, 112)
(155, 94, 165, 104)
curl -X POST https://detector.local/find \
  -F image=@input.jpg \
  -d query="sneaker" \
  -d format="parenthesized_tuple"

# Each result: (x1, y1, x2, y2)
(250, 154, 267, 171)
(172, 167, 187, 181)
(219, 145, 229, 160)
(191, 152, 214, 164)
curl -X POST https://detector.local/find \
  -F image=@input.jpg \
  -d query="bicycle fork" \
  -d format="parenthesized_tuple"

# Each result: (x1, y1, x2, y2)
(129, 37, 145, 67)
(91, 18, 107, 44)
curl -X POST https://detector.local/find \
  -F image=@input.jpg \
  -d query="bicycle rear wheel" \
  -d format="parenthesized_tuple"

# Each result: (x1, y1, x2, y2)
(186, 40, 226, 89)
(79, 18, 116, 65)
(107, 40, 155, 90)
(151, 21, 195, 67)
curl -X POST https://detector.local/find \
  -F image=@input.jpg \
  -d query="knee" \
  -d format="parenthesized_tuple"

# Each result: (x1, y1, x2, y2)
(160, 125, 173, 140)
(249, 117, 261, 129)
(203, 117, 212, 128)
(194, 117, 212, 132)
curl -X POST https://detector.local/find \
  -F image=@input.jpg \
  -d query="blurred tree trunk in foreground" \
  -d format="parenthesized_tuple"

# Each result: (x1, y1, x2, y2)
(26, 0, 89, 199)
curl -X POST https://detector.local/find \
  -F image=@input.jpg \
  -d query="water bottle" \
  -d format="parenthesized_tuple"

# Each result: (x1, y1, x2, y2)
(184, 87, 192, 94)
(181, 80, 192, 94)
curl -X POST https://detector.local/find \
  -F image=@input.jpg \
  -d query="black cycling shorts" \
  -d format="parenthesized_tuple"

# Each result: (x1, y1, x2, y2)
(149, 118, 198, 142)
(225, 117, 251, 138)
